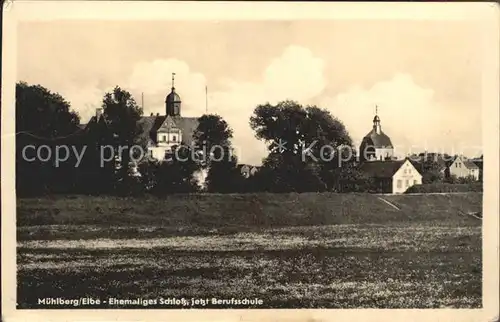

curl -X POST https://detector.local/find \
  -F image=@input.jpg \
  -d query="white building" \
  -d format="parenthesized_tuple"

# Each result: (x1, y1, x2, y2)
(359, 111, 394, 162)
(359, 159, 423, 194)
(137, 75, 199, 161)
(447, 155, 480, 181)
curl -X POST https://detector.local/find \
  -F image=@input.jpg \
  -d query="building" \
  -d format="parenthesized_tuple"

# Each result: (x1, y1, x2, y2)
(470, 156, 483, 181)
(237, 164, 259, 178)
(359, 159, 423, 194)
(447, 155, 480, 181)
(82, 75, 199, 163)
(357, 108, 422, 193)
(409, 152, 452, 179)
(138, 76, 198, 161)
(359, 109, 394, 162)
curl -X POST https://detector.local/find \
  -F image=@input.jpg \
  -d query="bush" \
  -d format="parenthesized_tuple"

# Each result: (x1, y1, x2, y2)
(405, 183, 483, 193)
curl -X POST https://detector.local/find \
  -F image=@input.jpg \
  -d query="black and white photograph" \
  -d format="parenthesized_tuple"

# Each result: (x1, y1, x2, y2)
(2, 1, 499, 321)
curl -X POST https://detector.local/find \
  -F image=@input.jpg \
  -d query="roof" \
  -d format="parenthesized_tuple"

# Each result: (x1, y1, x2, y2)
(361, 128, 393, 148)
(137, 115, 198, 146)
(410, 153, 452, 170)
(471, 158, 483, 169)
(166, 88, 181, 103)
(237, 164, 259, 177)
(359, 160, 407, 178)
(462, 159, 480, 170)
(452, 156, 480, 170)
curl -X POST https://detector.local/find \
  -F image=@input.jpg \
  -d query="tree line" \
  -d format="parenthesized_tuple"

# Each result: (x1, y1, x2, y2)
(15, 82, 471, 197)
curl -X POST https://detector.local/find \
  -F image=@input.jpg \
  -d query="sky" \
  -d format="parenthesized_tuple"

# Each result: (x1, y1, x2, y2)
(17, 19, 484, 165)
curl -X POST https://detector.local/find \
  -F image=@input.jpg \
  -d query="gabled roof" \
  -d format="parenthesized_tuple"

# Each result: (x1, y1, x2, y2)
(462, 159, 480, 170)
(359, 160, 409, 179)
(157, 115, 178, 132)
(452, 155, 480, 170)
(137, 115, 199, 146)
(470, 158, 483, 169)
(80, 114, 111, 133)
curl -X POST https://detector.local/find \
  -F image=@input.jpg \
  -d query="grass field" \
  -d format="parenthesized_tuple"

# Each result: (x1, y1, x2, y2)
(17, 192, 482, 309)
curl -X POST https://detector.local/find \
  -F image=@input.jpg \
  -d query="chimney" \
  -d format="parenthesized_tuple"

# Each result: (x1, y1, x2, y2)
(96, 108, 103, 119)
(150, 112, 153, 116)
(156, 113, 160, 116)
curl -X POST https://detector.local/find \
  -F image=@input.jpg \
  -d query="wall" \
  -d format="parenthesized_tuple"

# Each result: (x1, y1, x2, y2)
(374, 148, 394, 161)
(157, 130, 182, 147)
(392, 160, 423, 194)
(148, 147, 169, 161)
(449, 158, 479, 180)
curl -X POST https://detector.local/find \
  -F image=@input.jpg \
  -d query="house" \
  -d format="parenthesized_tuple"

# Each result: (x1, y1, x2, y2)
(138, 76, 198, 161)
(409, 152, 453, 178)
(448, 155, 480, 181)
(359, 159, 423, 194)
(237, 164, 259, 178)
(359, 109, 395, 162)
(81, 74, 199, 162)
(470, 156, 483, 181)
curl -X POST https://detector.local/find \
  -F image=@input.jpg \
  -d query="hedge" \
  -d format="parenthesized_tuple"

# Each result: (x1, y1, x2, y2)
(405, 183, 483, 193)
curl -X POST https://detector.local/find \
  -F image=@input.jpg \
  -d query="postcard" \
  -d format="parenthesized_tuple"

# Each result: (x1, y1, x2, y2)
(2, 1, 499, 321)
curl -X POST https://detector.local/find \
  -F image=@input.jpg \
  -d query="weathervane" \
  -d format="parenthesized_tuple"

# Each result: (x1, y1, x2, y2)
(171, 72, 176, 89)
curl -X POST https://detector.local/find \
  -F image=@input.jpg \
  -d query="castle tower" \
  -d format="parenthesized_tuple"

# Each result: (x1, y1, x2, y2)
(359, 106, 394, 162)
(165, 73, 181, 117)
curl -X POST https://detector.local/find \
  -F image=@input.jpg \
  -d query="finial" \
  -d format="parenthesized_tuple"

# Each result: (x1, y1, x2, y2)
(171, 72, 176, 90)
(375, 105, 378, 115)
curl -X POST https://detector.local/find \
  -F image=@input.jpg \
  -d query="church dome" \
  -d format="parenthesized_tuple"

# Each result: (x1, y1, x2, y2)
(362, 129, 393, 148)
(165, 88, 181, 103)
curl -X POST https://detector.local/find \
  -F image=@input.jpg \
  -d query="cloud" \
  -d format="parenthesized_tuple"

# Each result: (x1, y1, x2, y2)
(55, 46, 481, 166)
(123, 45, 327, 165)
(209, 45, 327, 164)
(321, 73, 482, 158)
(127, 59, 207, 117)
(57, 82, 114, 122)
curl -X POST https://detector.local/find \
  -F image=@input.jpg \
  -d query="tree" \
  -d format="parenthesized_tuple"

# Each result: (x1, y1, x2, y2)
(100, 86, 143, 193)
(16, 82, 80, 137)
(204, 145, 241, 193)
(143, 145, 200, 194)
(249, 101, 355, 192)
(15, 82, 82, 196)
(193, 114, 240, 192)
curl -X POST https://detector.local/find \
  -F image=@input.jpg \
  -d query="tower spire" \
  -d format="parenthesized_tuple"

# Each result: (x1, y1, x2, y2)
(171, 72, 176, 90)
(373, 105, 381, 134)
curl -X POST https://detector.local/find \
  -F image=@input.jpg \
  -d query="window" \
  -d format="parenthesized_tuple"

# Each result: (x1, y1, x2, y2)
(172, 135, 177, 142)
(413, 180, 417, 185)
(397, 180, 402, 188)
(456, 163, 458, 168)
(405, 180, 409, 187)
